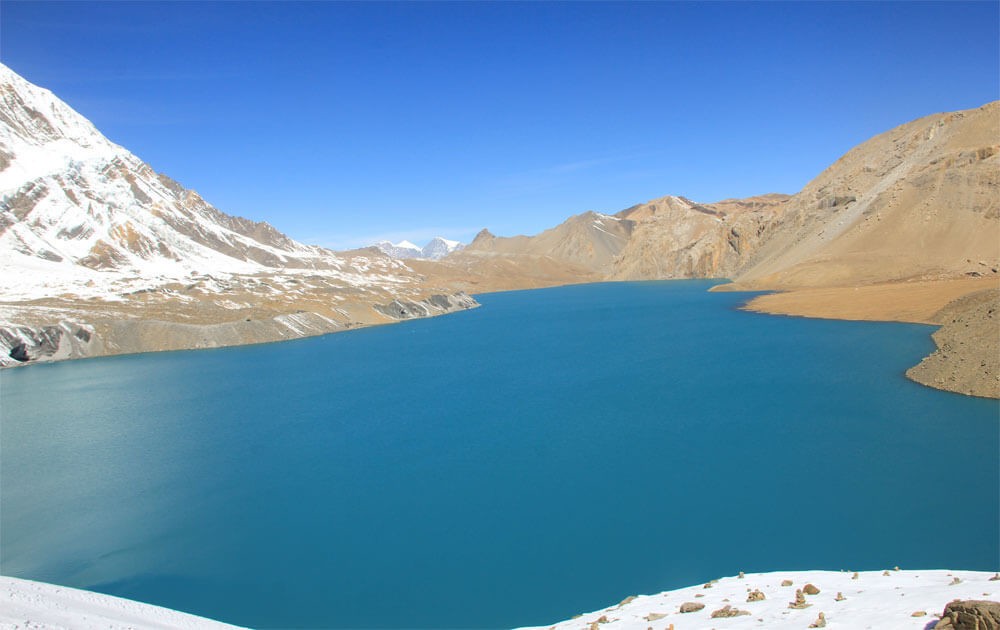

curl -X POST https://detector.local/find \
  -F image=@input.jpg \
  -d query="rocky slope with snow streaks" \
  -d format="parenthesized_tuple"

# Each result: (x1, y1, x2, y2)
(0, 63, 476, 366)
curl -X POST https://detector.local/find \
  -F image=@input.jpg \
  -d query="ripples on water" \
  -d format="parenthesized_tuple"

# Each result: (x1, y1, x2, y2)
(2, 280, 997, 628)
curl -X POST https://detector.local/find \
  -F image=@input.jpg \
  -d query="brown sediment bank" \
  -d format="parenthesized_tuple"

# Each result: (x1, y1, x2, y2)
(731, 277, 999, 398)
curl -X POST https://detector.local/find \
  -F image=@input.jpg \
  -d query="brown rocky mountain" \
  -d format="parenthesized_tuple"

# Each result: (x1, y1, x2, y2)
(608, 193, 789, 280)
(730, 101, 999, 289)
(426, 101, 999, 397)
(438, 102, 997, 292)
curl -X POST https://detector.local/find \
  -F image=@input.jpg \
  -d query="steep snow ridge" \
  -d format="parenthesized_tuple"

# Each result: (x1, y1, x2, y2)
(0, 63, 119, 151)
(0, 62, 417, 301)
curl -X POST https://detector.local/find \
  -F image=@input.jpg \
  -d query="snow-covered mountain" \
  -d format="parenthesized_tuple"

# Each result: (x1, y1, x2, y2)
(0, 62, 411, 301)
(374, 236, 464, 260)
(0, 63, 476, 365)
(374, 239, 423, 259)
(421, 236, 464, 259)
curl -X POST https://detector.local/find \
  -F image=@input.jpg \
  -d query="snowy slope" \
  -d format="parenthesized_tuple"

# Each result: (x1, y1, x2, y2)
(523, 569, 999, 630)
(0, 575, 245, 629)
(2, 570, 995, 628)
(0, 62, 409, 301)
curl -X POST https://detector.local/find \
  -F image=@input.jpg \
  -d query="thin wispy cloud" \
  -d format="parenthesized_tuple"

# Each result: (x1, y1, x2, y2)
(492, 151, 656, 199)
(547, 154, 647, 174)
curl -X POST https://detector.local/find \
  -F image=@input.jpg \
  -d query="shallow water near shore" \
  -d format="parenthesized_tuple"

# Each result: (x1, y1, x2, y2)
(2, 280, 997, 628)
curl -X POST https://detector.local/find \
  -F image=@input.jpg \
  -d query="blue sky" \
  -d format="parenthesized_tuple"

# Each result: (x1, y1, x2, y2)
(2, 2, 998, 249)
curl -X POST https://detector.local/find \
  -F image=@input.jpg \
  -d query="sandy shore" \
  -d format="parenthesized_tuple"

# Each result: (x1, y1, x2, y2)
(725, 277, 1000, 398)
(523, 569, 1000, 630)
(734, 277, 998, 325)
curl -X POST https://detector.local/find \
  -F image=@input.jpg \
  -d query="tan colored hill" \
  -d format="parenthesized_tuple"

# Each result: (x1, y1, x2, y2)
(431, 102, 999, 398)
(724, 101, 1000, 398)
(431, 194, 791, 287)
(443, 102, 998, 292)
(729, 101, 999, 289)
(462, 211, 633, 273)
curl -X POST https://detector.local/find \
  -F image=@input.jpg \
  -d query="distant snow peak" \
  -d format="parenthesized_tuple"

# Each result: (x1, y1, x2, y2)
(421, 236, 464, 260)
(374, 236, 464, 260)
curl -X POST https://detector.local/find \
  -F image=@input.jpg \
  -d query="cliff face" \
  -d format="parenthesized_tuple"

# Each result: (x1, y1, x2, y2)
(608, 194, 788, 280)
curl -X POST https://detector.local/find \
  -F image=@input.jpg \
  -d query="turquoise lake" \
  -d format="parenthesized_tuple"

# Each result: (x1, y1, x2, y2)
(1, 280, 997, 628)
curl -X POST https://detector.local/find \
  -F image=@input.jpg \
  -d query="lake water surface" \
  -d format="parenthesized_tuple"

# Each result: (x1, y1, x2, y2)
(2, 281, 997, 628)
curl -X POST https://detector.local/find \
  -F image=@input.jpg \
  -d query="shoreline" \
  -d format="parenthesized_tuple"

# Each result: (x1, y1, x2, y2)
(732, 277, 998, 325)
(3, 570, 996, 629)
(522, 569, 1000, 630)
(0, 291, 479, 369)
(727, 277, 999, 399)
(3, 276, 997, 399)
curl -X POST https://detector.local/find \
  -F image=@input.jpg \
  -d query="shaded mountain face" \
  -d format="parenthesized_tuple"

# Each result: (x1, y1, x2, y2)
(608, 194, 788, 280)
(454, 195, 789, 284)
(462, 211, 634, 274)
(420, 236, 464, 260)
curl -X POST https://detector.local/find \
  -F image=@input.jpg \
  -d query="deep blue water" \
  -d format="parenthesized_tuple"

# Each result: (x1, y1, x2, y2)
(1, 280, 997, 628)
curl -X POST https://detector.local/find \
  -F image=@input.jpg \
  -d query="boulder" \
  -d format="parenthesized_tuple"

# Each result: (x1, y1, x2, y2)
(710, 605, 750, 618)
(933, 600, 1000, 630)
(679, 602, 705, 613)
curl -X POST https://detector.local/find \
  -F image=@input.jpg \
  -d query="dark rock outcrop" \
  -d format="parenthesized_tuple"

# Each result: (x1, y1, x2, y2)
(933, 600, 1000, 630)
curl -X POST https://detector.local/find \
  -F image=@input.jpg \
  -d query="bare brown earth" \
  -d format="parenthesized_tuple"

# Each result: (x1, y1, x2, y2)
(735, 277, 999, 325)
(732, 278, 1000, 398)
